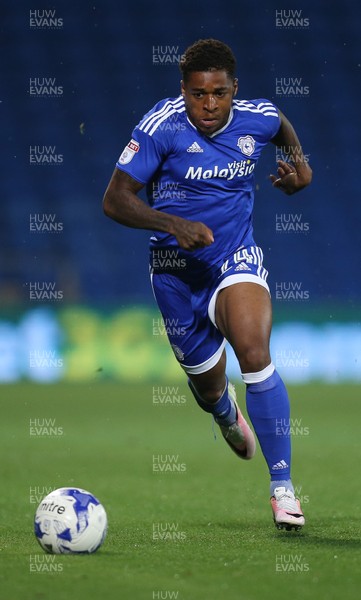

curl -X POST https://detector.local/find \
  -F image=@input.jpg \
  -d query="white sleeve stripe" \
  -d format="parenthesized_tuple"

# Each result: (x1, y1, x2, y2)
(233, 105, 279, 117)
(257, 102, 276, 108)
(139, 98, 184, 133)
(140, 100, 183, 133)
(233, 105, 259, 112)
(233, 99, 278, 117)
(234, 100, 276, 108)
(140, 96, 183, 123)
(234, 101, 255, 108)
(148, 106, 186, 136)
(141, 103, 185, 134)
(258, 107, 278, 114)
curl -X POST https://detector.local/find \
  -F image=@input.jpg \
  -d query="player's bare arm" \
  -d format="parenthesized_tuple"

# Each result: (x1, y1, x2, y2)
(269, 110, 312, 195)
(103, 169, 214, 251)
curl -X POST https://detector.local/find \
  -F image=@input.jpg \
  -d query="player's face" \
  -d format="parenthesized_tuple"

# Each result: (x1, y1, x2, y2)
(181, 70, 238, 136)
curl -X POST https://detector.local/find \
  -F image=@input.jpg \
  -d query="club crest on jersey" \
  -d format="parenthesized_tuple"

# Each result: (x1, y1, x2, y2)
(237, 135, 256, 157)
(171, 344, 184, 361)
(119, 138, 140, 164)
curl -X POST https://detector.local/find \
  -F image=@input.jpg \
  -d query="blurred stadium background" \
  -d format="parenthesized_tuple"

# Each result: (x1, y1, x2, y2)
(1, 0, 360, 384)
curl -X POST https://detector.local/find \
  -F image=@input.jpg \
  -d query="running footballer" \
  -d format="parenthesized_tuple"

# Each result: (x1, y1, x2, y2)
(103, 39, 312, 530)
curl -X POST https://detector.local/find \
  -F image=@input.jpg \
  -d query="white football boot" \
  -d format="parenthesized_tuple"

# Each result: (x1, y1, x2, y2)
(271, 486, 305, 531)
(217, 383, 256, 460)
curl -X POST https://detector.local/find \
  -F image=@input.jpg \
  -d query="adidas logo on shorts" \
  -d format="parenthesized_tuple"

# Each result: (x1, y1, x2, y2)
(235, 262, 252, 271)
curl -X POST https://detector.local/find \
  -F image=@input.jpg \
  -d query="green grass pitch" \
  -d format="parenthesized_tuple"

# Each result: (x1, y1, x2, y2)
(0, 381, 360, 600)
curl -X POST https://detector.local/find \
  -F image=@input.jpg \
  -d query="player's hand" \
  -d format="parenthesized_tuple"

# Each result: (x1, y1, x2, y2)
(172, 219, 214, 251)
(269, 160, 310, 195)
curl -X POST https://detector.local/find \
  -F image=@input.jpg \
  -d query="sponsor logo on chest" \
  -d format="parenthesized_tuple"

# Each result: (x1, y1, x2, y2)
(185, 159, 255, 181)
(184, 134, 257, 180)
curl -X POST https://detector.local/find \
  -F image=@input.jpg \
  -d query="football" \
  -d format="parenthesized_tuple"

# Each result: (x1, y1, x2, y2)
(34, 487, 107, 554)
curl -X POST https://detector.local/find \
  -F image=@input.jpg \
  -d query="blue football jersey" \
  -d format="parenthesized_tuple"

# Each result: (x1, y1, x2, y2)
(116, 96, 280, 269)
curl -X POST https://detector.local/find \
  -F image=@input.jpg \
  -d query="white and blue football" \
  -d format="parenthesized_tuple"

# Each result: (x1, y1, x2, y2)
(34, 487, 108, 554)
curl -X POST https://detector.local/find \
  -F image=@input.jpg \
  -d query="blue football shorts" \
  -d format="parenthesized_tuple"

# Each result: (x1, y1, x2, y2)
(150, 244, 269, 375)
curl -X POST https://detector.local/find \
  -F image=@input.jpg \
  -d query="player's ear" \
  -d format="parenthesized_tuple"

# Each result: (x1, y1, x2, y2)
(233, 78, 238, 97)
(180, 80, 185, 96)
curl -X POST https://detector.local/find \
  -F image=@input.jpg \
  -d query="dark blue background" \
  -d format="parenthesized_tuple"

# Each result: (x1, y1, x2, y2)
(2, 0, 360, 308)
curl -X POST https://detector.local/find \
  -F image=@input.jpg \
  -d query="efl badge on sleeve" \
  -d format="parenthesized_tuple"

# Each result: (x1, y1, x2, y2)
(119, 139, 140, 164)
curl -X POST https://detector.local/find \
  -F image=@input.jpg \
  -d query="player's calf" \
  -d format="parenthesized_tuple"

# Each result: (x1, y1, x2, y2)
(188, 377, 256, 460)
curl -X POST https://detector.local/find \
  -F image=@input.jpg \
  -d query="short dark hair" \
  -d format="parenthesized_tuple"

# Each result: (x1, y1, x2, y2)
(179, 39, 236, 82)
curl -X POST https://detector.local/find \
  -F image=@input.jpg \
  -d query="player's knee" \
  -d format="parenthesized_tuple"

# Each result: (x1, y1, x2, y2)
(199, 386, 225, 404)
(237, 345, 270, 374)
(189, 379, 225, 404)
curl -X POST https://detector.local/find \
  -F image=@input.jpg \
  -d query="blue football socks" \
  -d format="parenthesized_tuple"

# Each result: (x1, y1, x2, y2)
(189, 369, 295, 496)
(245, 370, 292, 491)
(188, 377, 237, 426)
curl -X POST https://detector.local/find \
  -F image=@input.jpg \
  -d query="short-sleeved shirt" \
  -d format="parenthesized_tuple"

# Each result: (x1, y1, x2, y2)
(116, 95, 280, 277)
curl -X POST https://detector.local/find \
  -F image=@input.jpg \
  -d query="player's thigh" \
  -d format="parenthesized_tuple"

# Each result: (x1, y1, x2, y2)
(151, 271, 225, 372)
(215, 282, 272, 364)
